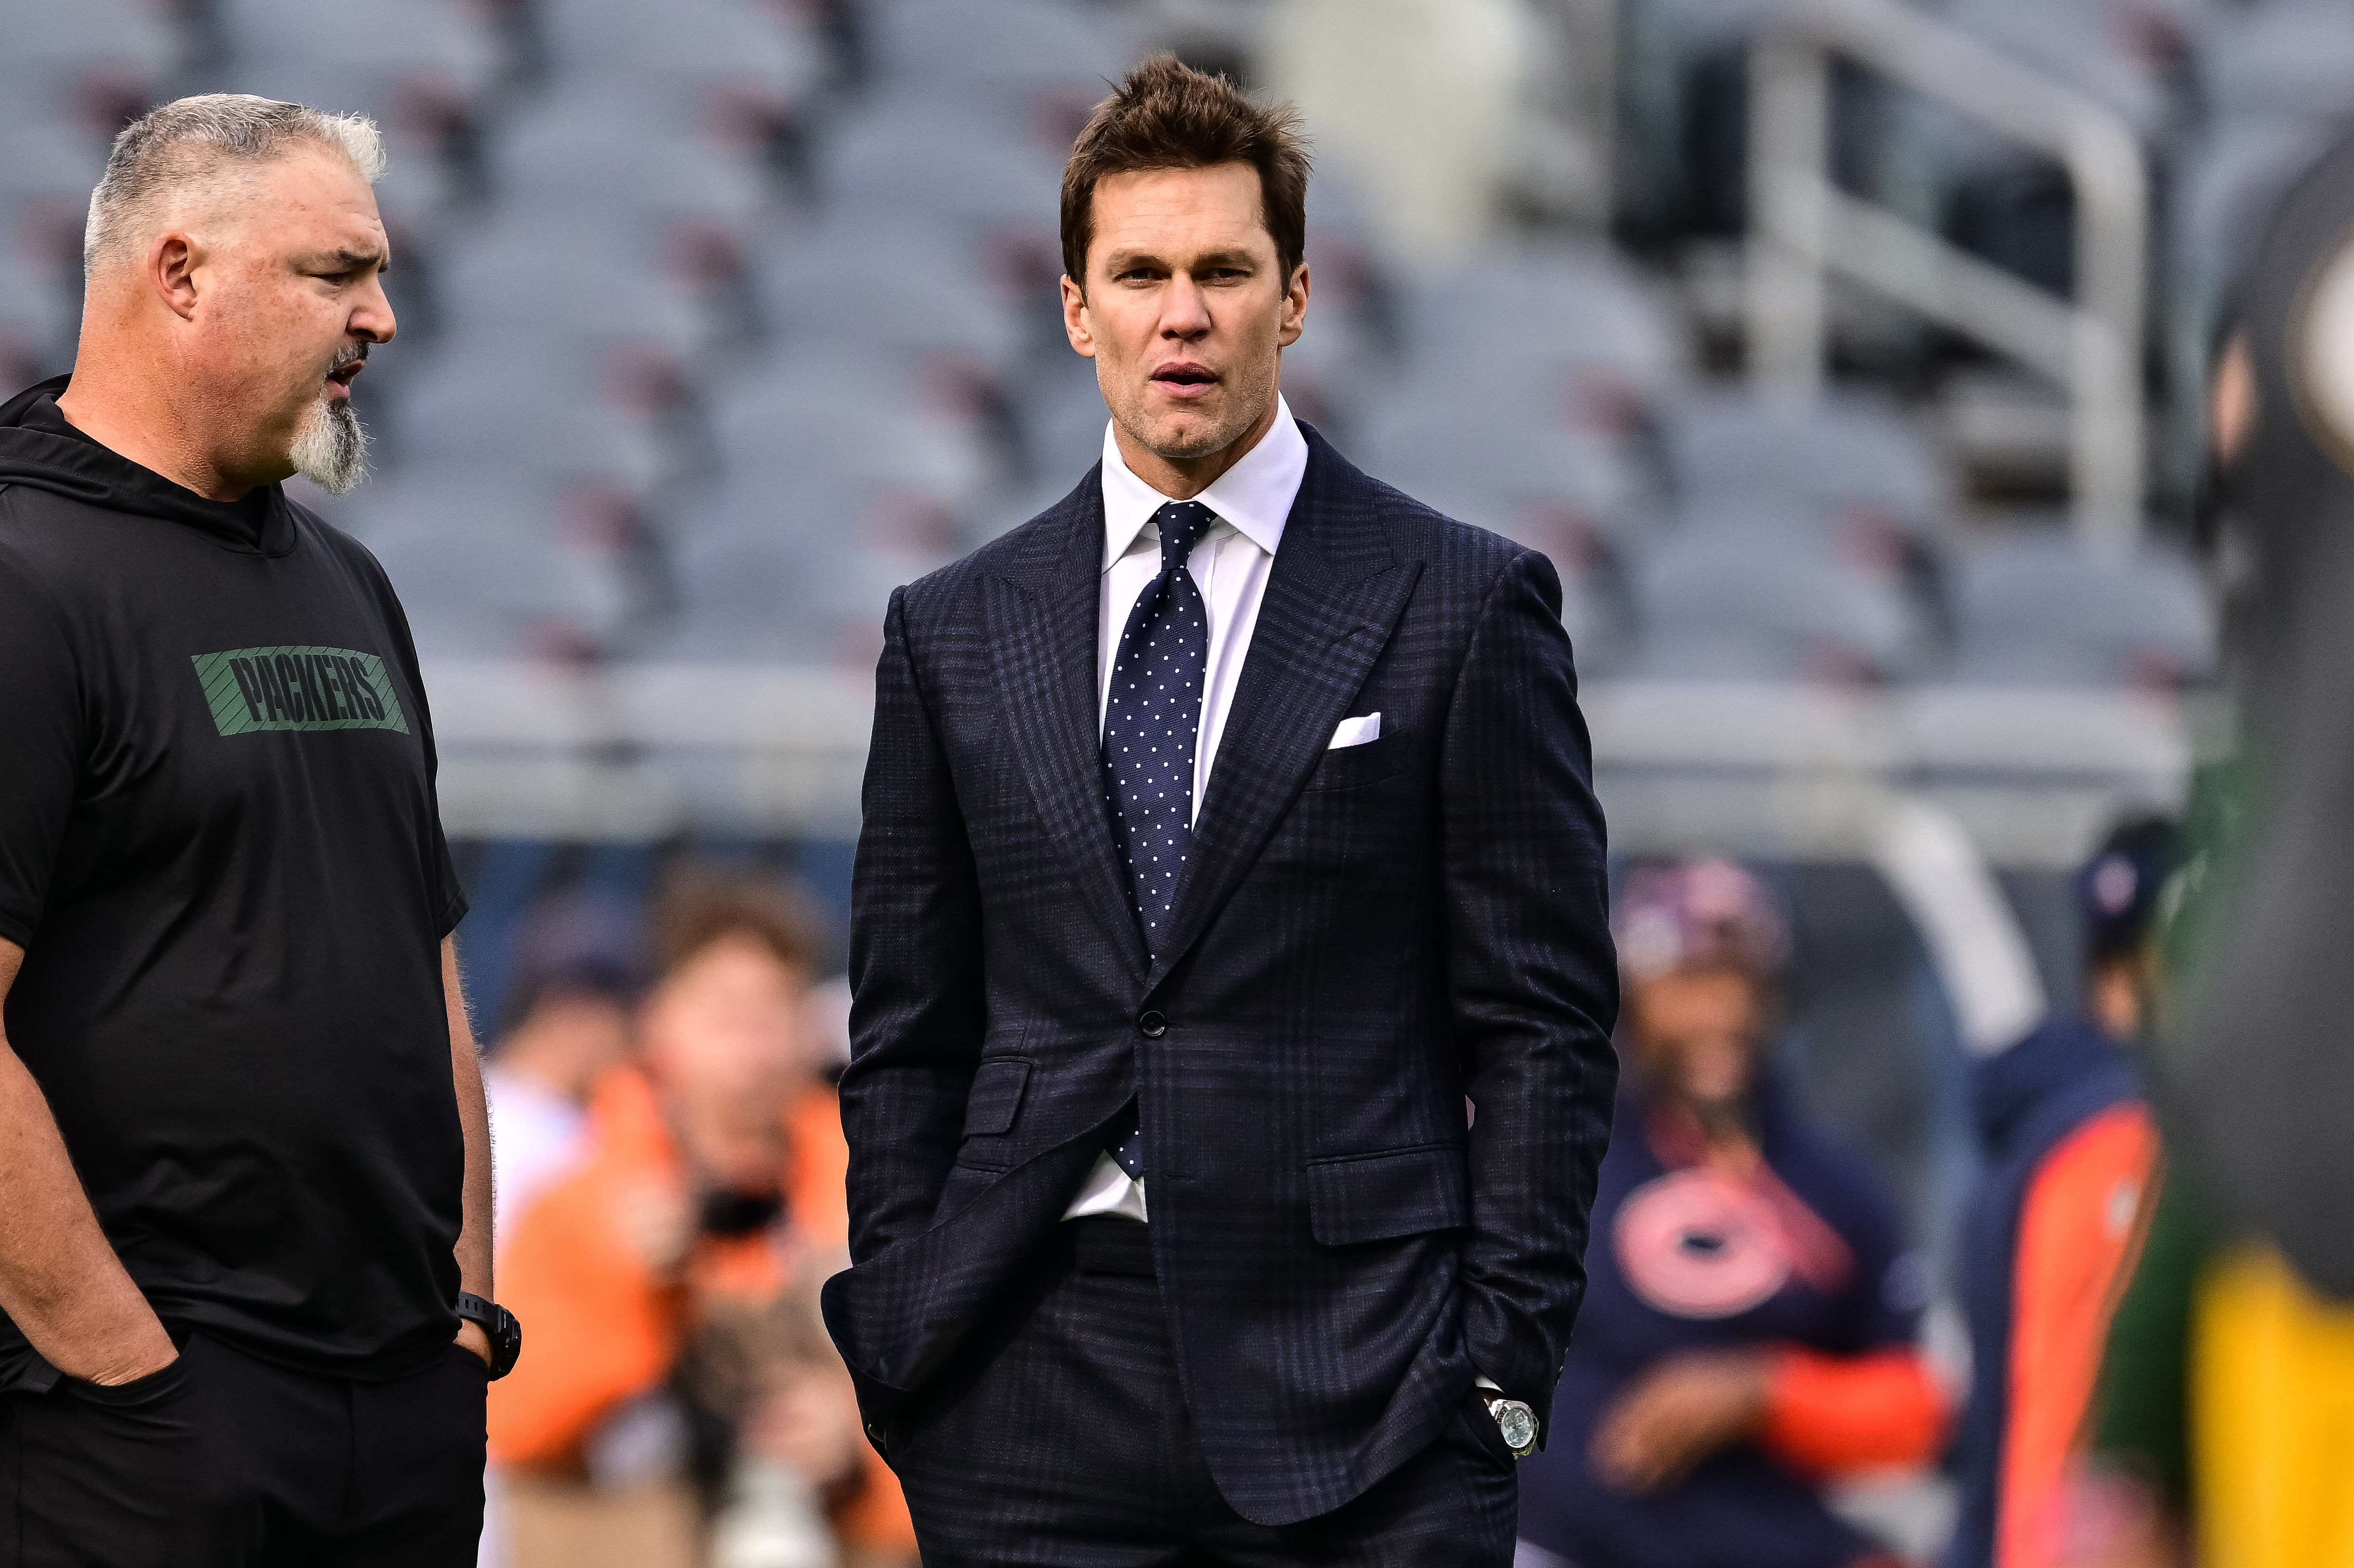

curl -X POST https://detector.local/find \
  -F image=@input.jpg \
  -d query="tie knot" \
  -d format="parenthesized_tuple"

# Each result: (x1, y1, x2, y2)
(1152, 501, 1216, 575)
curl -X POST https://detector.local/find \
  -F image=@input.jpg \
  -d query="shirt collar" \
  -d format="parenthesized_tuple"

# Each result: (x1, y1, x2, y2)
(1100, 395, 1306, 571)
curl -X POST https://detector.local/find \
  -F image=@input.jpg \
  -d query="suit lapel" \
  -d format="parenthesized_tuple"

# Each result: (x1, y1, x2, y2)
(1146, 431, 1421, 992)
(986, 473, 1151, 983)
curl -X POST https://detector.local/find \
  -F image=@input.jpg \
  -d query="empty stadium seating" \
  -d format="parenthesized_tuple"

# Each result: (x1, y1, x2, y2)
(0, 0, 2242, 696)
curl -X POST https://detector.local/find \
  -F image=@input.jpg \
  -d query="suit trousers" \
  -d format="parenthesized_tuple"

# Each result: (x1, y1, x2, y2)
(0, 1326, 487, 1567)
(888, 1219, 1517, 1566)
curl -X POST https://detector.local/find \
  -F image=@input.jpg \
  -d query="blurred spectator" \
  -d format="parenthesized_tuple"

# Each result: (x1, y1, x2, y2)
(482, 889, 646, 1234)
(1943, 818, 2175, 1568)
(1518, 860, 1946, 1568)
(477, 890, 650, 1568)
(488, 871, 912, 1568)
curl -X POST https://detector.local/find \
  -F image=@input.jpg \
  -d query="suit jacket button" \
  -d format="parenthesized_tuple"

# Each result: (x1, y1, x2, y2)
(1137, 1011, 1167, 1039)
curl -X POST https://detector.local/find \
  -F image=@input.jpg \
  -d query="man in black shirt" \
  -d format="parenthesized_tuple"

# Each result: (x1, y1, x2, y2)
(0, 94, 510, 1564)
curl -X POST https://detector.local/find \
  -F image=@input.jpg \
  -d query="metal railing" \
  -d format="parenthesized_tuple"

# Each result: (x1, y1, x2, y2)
(1744, 0, 2149, 547)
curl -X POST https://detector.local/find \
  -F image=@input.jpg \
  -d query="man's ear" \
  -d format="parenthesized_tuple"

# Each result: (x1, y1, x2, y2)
(1277, 261, 1311, 349)
(148, 231, 203, 322)
(1061, 273, 1097, 360)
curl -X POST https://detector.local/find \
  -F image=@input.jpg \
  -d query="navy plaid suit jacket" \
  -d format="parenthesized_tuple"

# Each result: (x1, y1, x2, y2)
(823, 424, 1619, 1527)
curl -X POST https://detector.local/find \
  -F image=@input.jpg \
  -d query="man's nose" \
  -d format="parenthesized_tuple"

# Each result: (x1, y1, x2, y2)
(1160, 275, 1211, 338)
(351, 276, 397, 345)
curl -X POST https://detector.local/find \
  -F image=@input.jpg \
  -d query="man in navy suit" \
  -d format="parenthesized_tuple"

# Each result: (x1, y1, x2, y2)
(823, 55, 1619, 1564)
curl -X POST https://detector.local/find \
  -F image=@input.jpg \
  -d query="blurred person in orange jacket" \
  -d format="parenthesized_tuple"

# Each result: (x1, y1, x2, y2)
(489, 870, 913, 1568)
(1518, 860, 1949, 1568)
(1943, 819, 2175, 1568)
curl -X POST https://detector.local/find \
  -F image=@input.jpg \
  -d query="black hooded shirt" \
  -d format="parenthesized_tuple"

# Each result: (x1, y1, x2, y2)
(0, 374, 468, 1390)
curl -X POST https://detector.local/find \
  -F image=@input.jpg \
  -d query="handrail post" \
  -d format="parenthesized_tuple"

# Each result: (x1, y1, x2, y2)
(1747, 27, 1829, 404)
(2063, 108, 2148, 552)
(1744, 0, 2149, 546)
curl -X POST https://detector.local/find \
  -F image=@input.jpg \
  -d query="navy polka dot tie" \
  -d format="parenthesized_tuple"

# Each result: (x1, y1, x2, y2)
(1100, 500, 1215, 1180)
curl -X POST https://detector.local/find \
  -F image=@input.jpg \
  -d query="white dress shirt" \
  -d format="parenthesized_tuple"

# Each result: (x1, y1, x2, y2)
(1063, 398, 1310, 1223)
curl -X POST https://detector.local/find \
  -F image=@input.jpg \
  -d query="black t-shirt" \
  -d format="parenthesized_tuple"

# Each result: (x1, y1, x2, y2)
(0, 376, 469, 1389)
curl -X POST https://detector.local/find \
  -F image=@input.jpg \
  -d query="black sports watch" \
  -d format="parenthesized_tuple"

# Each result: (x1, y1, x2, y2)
(454, 1292, 522, 1380)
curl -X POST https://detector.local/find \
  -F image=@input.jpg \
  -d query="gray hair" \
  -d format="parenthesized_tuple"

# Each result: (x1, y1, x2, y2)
(84, 94, 385, 275)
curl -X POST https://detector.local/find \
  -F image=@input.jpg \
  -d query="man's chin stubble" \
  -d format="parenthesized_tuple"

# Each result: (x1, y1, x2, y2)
(1132, 402, 1250, 464)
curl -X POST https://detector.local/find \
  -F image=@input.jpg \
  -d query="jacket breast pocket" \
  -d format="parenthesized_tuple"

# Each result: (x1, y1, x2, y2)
(1302, 736, 1403, 793)
(955, 1057, 1033, 1169)
(1307, 1141, 1469, 1246)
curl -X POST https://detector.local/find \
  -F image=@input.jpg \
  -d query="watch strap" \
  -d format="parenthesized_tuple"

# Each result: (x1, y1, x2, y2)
(453, 1292, 523, 1379)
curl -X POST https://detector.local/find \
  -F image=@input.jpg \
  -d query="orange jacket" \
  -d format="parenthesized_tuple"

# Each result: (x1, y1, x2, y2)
(489, 1067, 911, 1553)
(1996, 1103, 2160, 1568)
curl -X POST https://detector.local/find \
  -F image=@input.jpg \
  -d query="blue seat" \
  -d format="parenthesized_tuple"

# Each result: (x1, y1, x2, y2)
(667, 481, 947, 665)
(756, 215, 1032, 374)
(1629, 531, 1931, 682)
(1352, 401, 1648, 541)
(489, 127, 774, 233)
(1402, 247, 1688, 404)
(0, 0, 175, 121)
(866, 0, 1134, 104)
(351, 471, 655, 661)
(1659, 393, 1951, 524)
(711, 366, 1004, 517)
(816, 99, 1067, 236)
(2196, 0, 2354, 127)
(538, 0, 823, 113)
(219, 0, 500, 121)
(1946, 535, 2214, 688)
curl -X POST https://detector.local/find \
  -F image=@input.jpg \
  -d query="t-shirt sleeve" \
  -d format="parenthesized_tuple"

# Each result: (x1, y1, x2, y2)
(0, 556, 83, 950)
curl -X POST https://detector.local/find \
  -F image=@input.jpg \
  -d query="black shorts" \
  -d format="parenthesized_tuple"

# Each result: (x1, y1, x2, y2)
(0, 1328, 486, 1567)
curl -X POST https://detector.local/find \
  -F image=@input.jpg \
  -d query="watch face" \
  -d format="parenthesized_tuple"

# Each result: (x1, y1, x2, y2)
(1496, 1401, 1538, 1453)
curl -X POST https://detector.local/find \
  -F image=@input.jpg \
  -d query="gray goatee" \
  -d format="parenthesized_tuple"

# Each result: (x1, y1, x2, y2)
(289, 394, 369, 495)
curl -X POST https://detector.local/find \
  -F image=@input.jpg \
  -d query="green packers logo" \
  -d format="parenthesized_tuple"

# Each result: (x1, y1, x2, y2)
(191, 646, 410, 736)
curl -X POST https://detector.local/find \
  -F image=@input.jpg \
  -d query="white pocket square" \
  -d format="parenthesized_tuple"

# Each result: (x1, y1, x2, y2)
(1328, 713, 1381, 750)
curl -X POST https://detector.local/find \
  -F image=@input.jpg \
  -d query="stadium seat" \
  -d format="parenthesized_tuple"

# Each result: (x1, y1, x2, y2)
(0, 261, 66, 383)
(0, 123, 106, 209)
(1629, 530, 1932, 682)
(1351, 398, 1649, 539)
(0, 0, 176, 121)
(1945, 535, 2215, 688)
(668, 485, 945, 664)
(385, 366, 676, 496)
(436, 243, 719, 371)
(490, 126, 774, 233)
(711, 368, 1003, 519)
(219, 0, 501, 122)
(1017, 361, 1114, 488)
(1401, 246, 1688, 404)
(755, 215, 1033, 375)
(2196, 0, 2354, 127)
(355, 476, 653, 662)
(537, 0, 823, 114)
(865, 0, 1135, 105)
(816, 98, 1067, 237)
(1659, 393, 1951, 523)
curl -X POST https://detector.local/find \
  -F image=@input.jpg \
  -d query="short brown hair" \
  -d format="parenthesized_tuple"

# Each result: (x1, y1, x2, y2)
(650, 867, 824, 982)
(1060, 54, 1312, 291)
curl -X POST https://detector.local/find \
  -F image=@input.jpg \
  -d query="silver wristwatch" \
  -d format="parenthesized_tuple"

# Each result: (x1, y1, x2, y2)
(1480, 1391, 1539, 1457)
